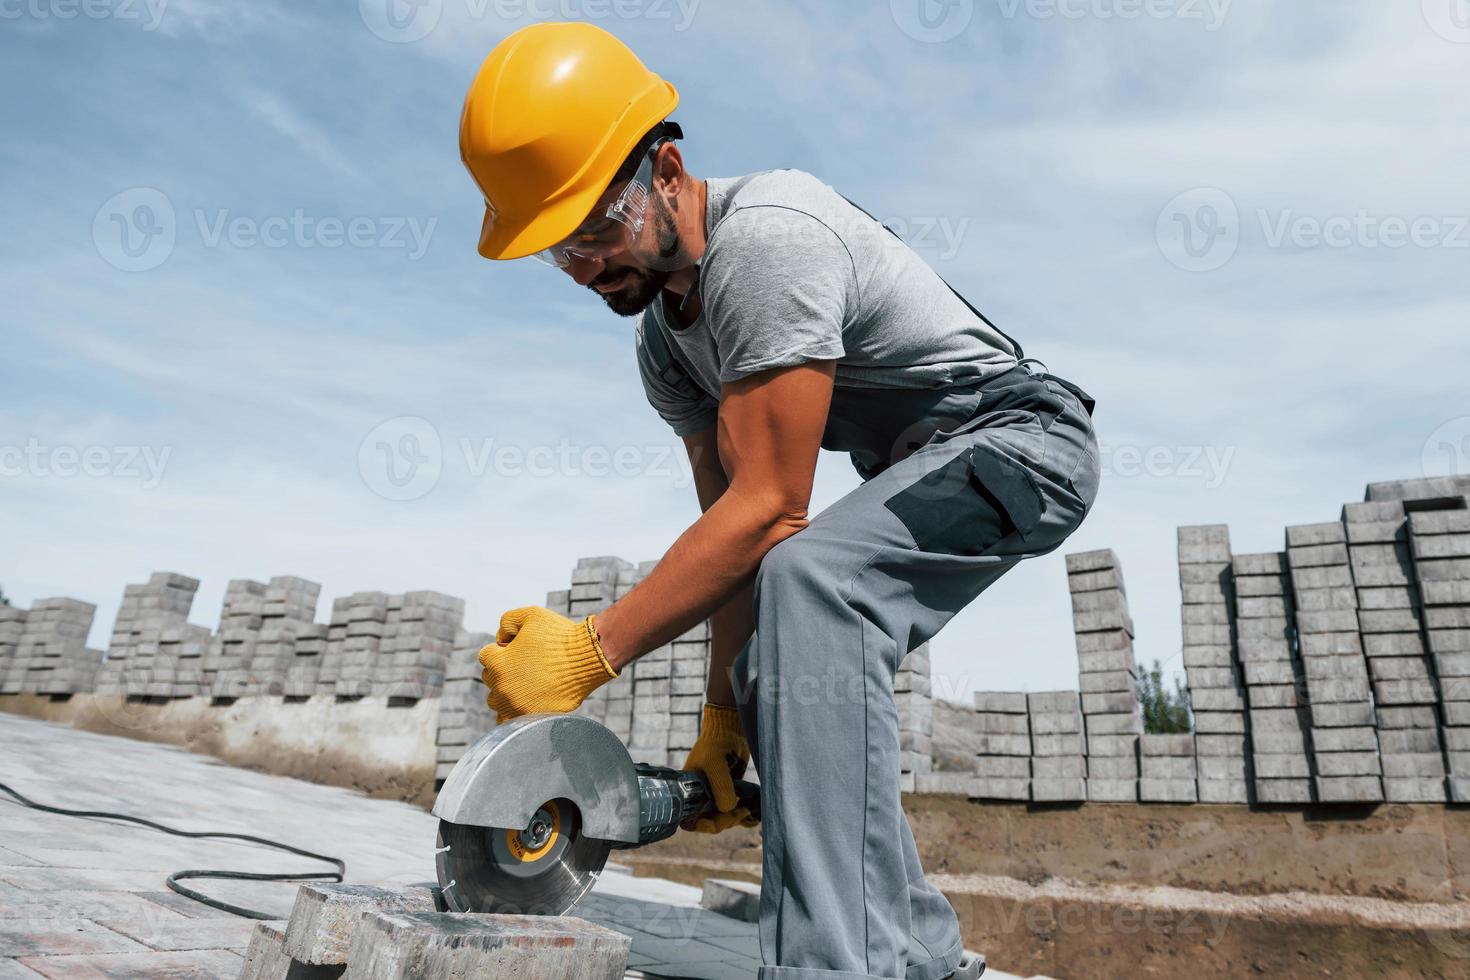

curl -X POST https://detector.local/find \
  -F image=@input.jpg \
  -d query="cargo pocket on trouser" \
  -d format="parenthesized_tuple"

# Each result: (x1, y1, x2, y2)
(882, 441, 1045, 557)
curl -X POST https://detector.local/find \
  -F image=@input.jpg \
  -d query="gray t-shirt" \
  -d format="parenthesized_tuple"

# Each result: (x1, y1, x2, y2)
(636, 169, 1019, 437)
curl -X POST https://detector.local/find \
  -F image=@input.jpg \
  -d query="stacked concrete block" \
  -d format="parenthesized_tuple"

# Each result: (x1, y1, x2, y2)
(5, 597, 99, 695)
(371, 591, 463, 700)
(435, 630, 495, 782)
(1139, 733, 1197, 803)
(563, 557, 637, 743)
(668, 620, 711, 769)
(1344, 501, 1446, 802)
(1407, 497, 1470, 801)
(281, 882, 441, 970)
(1177, 527, 1250, 802)
(96, 574, 200, 697)
(897, 642, 935, 788)
(1287, 522, 1383, 803)
(330, 592, 390, 699)
(0, 604, 26, 694)
(236, 577, 322, 697)
(1066, 549, 1138, 802)
(1233, 551, 1313, 804)
(206, 580, 266, 699)
(1028, 690, 1087, 801)
(972, 691, 1030, 800)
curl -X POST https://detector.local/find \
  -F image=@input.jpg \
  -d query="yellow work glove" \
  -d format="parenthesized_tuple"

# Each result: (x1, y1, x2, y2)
(680, 703, 759, 834)
(478, 607, 618, 724)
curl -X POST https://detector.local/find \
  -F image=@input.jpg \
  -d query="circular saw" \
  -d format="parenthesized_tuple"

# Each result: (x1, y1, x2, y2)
(432, 714, 760, 915)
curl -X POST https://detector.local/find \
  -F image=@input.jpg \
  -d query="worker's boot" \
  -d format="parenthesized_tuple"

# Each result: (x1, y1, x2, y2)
(945, 950, 986, 979)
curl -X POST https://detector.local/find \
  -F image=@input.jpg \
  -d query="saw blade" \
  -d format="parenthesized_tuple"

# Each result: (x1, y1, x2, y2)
(436, 797, 611, 915)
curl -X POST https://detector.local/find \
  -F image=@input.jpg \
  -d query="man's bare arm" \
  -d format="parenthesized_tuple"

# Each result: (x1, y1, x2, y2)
(593, 361, 835, 672)
(679, 423, 756, 707)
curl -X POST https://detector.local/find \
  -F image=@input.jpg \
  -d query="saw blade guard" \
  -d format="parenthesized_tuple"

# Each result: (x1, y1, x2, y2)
(431, 713, 642, 844)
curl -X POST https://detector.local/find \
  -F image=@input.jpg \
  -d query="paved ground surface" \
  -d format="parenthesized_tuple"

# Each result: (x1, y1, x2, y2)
(0, 713, 1035, 979)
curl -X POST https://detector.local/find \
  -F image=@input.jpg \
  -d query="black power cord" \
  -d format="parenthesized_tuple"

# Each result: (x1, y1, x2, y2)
(0, 779, 345, 920)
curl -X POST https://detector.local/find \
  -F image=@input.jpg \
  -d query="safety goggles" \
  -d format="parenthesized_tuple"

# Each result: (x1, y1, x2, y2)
(532, 140, 666, 269)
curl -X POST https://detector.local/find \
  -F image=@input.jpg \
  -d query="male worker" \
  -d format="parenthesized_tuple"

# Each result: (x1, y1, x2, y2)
(464, 22, 1099, 980)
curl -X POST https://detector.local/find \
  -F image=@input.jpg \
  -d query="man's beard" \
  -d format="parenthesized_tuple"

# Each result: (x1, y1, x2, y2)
(588, 194, 682, 317)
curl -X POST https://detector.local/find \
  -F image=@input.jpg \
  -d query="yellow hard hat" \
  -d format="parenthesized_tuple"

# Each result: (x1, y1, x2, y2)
(460, 22, 680, 261)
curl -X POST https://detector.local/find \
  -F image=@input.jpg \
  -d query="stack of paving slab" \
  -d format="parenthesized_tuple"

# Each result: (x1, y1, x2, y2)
(206, 580, 266, 699)
(1139, 733, 1197, 802)
(98, 573, 200, 697)
(435, 629, 496, 782)
(1178, 526, 1250, 802)
(897, 642, 935, 790)
(557, 557, 638, 744)
(239, 577, 322, 697)
(1406, 495, 1470, 801)
(3, 597, 100, 696)
(1348, 501, 1447, 802)
(972, 691, 1030, 800)
(1029, 690, 1087, 801)
(1066, 549, 1139, 801)
(238, 882, 630, 980)
(0, 604, 25, 694)
(1287, 522, 1384, 803)
(371, 591, 463, 700)
(1233, 551, 1313, 804)
(326, 591, 391, 699)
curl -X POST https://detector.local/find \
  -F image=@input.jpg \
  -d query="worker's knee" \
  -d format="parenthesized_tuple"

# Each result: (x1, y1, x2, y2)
(754, 531, 828, 597)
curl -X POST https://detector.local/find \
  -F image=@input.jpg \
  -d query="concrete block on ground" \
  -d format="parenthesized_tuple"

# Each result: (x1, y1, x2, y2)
(285, 883, 441, 966)
(240, 921, 342, 980)
(342, 912, 630, 980)
(914, 772, 980, 796)
(700, 878, 760, 923)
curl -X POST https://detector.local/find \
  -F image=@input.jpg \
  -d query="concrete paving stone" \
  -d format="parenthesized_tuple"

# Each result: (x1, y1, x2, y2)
(1382, 777, 1448, 804)
(1191, 687, 1247, 711)
(1080, 691, 1138, 714)
(1031, 756, 1086, 779)
(1288, 543, 1349, 568)
(1065, 549, 1118, 574)
(1086, 756, 1138, 779)
(1180, 603, 1230, 625)
(1191, 711, 1245, 734)
(1077, 670, 1135, 694)
(1310, 727, 1378, 753)
(1234, 552, 1287, 575)
(1373, 679, 1439, 705)
(1140, 757, 1196, 780)
(1253, 754, 1311, 779)
(1085, 779, 1138, 802)
(1357, 586, 1420, 611)
(1083, 733, 1138, 758)
(0, 869, 159, 894)
(1235, 576, 1288, 599)
(1292, 587, 1358, 613)
(1030, 732, 1085, 756)
(1314, 776, 1384, 803)
(92, 914, 263, 953)
(1254, 779, 1313, 804)
(1139, 734, 1195, 756)
(972, 733, 1030, 756)
(1075, 649, 1133, 674)
(1181, 624, 1231, 646)
(1028, 712, 1083, 737)
(0, 890, 189, 925)
(1287, 523, 1346, 548)
(1186, 666, 1239, 689)
(1345, 519, 1406, 545)
(1246, 684, 1303, 708)
(1251, 731, 1307, 754)
(1428, 607, 1470, 629)
(0, 919, 148, 958)
(1310, 702, 1375, 728)
(970, 775, 1029, 799)
(1196, 779, 1249, 804)
(1070, 590, 1128, 615)
(1313, 752, 1382, 778)
(1236, 637, 1291, 662)
(1443, 729, 1470, 752)
(1177, 561, 1230, 585)
(0, 960, 45, 979)
(1380, 753, 1446, 779)
(972, 692, 1027, 714)
(1368, 656, 1431, 681)
(1196, 757, 1247, 781)
(974, 713, 1029, 736)
(18, 949, 246, 979)
(1030, 778, 1086, 802)
(1138, 779, 1197, 803)
(1236, 596, 1288, 619)
(343, 912, 630, 980)
(1296, 632, 1362, 659)
(698, 881, 759, 926)
(1183, 648, 1238, 674)
(1376, 705, 1439, 729)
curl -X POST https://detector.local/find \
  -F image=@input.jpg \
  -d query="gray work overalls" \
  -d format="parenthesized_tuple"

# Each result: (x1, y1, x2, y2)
(643, 266, 1100, 980)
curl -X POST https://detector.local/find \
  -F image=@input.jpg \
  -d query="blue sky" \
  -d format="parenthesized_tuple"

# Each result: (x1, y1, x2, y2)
(2, 0, 1467, 701)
